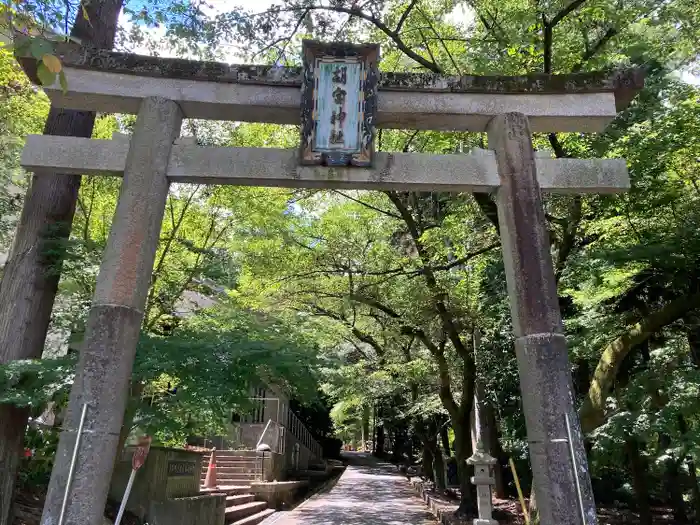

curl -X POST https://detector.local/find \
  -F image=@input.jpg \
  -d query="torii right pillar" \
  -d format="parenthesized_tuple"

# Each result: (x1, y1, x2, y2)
(489, 112, 596, 524)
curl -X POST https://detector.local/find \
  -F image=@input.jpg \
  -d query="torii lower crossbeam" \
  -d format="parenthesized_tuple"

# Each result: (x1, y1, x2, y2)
(21, 135, 629, 193)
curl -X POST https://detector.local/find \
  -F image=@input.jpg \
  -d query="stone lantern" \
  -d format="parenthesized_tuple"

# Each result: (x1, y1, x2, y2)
(467, 441, 498, 525)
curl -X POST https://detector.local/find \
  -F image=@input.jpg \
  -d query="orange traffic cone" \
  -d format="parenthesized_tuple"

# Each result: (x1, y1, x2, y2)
(204, 447, 218, 488)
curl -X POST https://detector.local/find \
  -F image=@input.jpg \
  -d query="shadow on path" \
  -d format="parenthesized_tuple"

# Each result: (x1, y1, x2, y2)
(268, 452, 436, 525)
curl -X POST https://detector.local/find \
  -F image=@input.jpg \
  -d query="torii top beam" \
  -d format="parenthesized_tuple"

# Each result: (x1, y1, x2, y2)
(16, 43, 644, 134)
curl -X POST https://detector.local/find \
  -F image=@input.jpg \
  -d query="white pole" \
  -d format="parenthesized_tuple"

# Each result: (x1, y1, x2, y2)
(58, 403, 88, 525)
(565, 413, 587, 525)
(115, 468, 137, 525)
(256, 419, 272, 450)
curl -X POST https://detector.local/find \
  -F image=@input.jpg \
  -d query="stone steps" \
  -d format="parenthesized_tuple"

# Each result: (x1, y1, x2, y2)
(201, 485, 252, 495)
(225, 501, 268, 522)
(199, 451, 275, 525)
(216, 450, 261, 458)
(208, 459, 259, 466)
(226, 494, 255, 506)
(200, 486, 275, 524)
(216, 480, 259, 488)
(230, 508, 275, 525)
(204, 465, 258, 474)
(201, 450, 262, 496)
(201, 469, 257, 478)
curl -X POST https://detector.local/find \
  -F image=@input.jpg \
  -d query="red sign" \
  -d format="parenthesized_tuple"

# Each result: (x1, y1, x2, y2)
(132, 436, 152, 470)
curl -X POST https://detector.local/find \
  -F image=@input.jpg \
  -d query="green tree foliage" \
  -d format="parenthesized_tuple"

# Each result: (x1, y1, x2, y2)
(0, 304, 321, 442)
(0, 46, 48, 250)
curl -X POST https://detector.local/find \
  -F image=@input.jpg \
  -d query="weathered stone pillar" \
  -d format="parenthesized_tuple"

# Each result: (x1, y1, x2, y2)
(488, 112, 597, 525)
(41, 97, 182, 525)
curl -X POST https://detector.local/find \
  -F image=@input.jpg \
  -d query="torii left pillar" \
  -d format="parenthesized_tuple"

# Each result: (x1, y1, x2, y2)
(41, 97, 182, 525)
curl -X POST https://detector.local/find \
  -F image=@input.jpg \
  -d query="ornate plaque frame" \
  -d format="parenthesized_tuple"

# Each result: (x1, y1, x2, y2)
(300, 40, 379, 167)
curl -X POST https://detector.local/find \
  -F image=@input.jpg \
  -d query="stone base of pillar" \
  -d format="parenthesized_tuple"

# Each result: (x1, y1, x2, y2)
(473, 519, 498, 525)
(41, 304, 143, 525)
(515, 333, 596, 524)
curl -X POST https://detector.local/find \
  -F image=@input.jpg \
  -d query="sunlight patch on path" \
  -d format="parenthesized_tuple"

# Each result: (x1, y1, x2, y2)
(267, 452, 437, 525)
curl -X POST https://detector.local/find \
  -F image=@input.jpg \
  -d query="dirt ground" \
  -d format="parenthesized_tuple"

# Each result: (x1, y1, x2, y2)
(412, 484, 677, 525)
(12, 485, 140, 525)
(12, 482, 679, 525)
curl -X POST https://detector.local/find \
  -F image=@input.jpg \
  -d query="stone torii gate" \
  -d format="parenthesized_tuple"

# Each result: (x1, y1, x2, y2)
(15, 41, 642, 525)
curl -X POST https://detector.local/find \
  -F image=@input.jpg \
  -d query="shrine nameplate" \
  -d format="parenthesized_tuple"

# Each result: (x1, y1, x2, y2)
(300, 40, 379, 168)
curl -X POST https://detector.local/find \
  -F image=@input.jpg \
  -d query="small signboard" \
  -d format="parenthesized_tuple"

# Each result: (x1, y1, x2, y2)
(300, 40, 379, 168)
(132, 436, 152, 471)
(167, 460, 197, 477)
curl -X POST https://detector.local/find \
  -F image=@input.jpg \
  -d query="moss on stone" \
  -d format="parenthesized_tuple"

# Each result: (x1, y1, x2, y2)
(15, 40, 644, 109)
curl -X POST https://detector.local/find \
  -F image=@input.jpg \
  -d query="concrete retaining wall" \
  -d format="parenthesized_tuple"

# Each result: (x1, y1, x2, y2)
(149, 494, 226, 525)
(284, 432, 315, 471)
(109, 447, 202, 520)
(251, 481, 308, 509)
(263, 452, 286, 482)
(410, 479, 459, 525)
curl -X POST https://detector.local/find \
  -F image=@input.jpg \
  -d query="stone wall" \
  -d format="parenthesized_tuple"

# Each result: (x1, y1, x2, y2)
(109, 447, 202, 520)
(148, 494, 226, 525)
(188, 422, 277, 451)
(410, 479, 459, 525)
(284, 432, 315, 471)
(250, 481, 308, 509)
(239, 423, 266, 448)
(262, 452, 286, 482)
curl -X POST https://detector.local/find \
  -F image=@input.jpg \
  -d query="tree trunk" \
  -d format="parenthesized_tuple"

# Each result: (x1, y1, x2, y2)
(112, 384, 144, 473)
(0, 3, 123, 524)
(687, 456, 700, 525)
(0, 406, 29, 525)
(683, 326, 700, 523)
(392, 425, 407, 464)
(361, 404, 370, 452)
(625, 438, 653, 525)
(417, 419, 446, 490)
(440, 425, 451, 456)
(453, 418, 476, 515)
(470, 383, 506, 498)
(371, 405, 376, 454)
(659, 433, 689, 523)
(469, 327, 506, 497)
(422, 442, 435, 483)
(667, 457, 689, 523)
(686, 316, 700, 368)
(580, 292, 700, 433)
(486, 408, 507, 499)
(432, 445, 447, 491)
(375, 425, 385, 457)
(676, 413, 700, 525)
